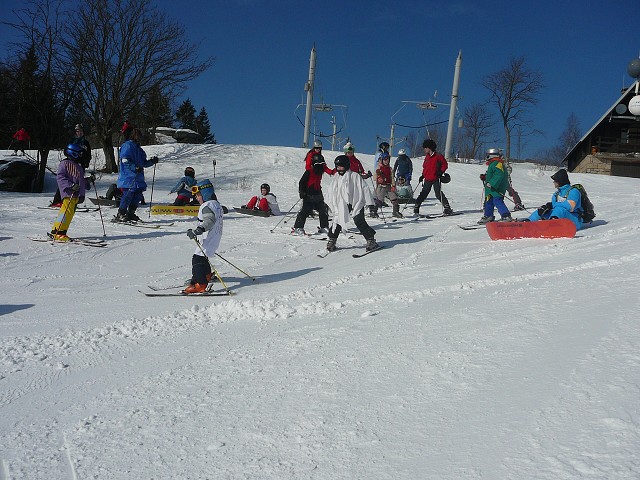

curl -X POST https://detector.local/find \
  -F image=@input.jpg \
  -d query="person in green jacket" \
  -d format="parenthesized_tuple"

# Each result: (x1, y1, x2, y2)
(477, 148, 513, 224)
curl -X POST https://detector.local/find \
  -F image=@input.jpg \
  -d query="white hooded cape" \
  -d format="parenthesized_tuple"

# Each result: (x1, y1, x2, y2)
(326, 170, 374, 229)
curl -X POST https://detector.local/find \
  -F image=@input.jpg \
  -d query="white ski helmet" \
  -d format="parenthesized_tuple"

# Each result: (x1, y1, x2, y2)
(398, 148, 406, 155)
(486, 147, 502, 158)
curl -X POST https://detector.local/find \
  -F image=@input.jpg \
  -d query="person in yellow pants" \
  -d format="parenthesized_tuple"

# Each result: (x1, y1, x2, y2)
(49, 144, 94, 241)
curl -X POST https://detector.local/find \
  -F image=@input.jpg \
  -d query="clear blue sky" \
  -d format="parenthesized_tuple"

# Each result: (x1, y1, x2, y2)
(1, 0, 638, 158)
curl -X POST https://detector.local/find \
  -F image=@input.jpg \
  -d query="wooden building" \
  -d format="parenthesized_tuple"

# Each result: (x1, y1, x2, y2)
(564, 83, 640, 178)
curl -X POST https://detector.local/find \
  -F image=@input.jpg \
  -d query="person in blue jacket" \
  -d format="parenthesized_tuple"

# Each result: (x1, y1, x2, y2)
(170, 167, 198, 205)
(115, 122, 158, 222)
(528, 168, 583, 230)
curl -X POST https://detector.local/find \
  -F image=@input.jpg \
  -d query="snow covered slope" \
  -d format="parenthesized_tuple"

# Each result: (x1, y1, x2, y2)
(1, 144, 638, 479)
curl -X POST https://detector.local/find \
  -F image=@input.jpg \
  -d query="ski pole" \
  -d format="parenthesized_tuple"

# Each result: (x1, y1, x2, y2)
(193, 237, 232, 294)
(214, 252, 255, 281)
(368, 177, 387, 224)
(148, 163, 157, 218)
(399, 180, 418, 216)
(500, 190, 532, 213)
(270, 198, 301, 232)
(92, 178, 107, 237)
(404, 178, 423, 215)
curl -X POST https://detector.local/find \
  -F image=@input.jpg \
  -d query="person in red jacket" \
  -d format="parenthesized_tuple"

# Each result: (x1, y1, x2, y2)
(344, 142, 372, 179)
(293, 153, 331, 235)
(11, 127, 30, 156)
(372, 153, 402, 218)
(304, 139, 334, 175)
(413, 139, 453, 215)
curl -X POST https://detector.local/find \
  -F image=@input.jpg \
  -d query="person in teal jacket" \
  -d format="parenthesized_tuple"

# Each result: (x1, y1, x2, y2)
(170, 167, 198, 205)
(528, 168, 583, 230)
(477, 149, 512, 224)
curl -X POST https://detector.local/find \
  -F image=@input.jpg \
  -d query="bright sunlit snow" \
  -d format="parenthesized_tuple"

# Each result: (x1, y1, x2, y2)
(1, 143, 639, 479)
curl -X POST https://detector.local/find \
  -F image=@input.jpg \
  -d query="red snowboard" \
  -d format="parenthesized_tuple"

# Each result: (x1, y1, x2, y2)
(486, 218, 577, 240)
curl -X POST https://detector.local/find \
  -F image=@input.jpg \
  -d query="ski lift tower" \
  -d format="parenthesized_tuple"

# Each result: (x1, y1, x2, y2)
(444, 50, 462, 162)
(297, 99, 348, 151)
(314, 101, 347, 151)
(302, 45, 317, 148)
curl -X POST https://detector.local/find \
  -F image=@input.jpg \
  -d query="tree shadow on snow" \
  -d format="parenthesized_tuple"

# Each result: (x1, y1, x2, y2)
(0, 304, 35, 316)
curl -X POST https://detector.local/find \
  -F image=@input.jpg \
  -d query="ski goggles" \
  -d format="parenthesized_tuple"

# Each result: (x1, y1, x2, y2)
(191, 182, 213, 194)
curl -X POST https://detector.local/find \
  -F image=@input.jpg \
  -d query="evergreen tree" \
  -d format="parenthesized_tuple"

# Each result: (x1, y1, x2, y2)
(175, 98, 197, 130)
(195, 107, 216, 144)
(142, 84, 173, 127)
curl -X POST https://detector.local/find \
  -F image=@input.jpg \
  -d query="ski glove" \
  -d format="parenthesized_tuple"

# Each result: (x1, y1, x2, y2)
(150, 156, 159, 165)
(299, 191, 306, 199)
(418, 175, 424, 183)
(538, 202, 552, 216)
(187, 226, 205, 239)
(480, 174, 486, 181)
(71, 183, 80, 192)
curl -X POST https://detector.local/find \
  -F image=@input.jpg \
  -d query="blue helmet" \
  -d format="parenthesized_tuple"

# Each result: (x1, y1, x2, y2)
(194, 178, 216, 201)
(65, 143, 84, 160)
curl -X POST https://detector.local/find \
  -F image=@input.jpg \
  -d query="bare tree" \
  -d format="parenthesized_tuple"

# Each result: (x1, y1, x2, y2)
(536, 113, 582, 166)
(3, 0, 82, 191)
(65, 0, 213, 172)
(481, 56, 544, 161)
(558, 112, 582, 157)
(459, 102, 495, 160)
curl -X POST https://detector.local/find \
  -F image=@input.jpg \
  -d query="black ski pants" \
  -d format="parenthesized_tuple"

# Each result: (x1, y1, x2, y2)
(328, 207, 375, 240)
(415, 179, 450, 208)
(294, 196, 329, 230)
(191, 253, 211, 285)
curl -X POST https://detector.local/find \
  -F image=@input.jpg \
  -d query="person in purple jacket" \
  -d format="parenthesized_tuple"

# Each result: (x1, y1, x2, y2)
(49, 144, 95, 241)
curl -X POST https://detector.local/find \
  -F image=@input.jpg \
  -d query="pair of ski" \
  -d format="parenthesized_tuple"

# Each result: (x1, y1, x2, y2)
(412, 211, 465, 220)
(139, 283, 232, 297)
(37, 206, 100, 213)
(111, 218, 175, 229)
(30, 235, 108, 248)
(288, 230, 327, 241)
(318, 244, 384, 258)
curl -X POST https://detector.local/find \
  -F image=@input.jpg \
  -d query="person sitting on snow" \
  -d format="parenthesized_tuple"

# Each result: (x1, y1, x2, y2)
(170, 166, 198, 205)
(527, 168, 584, 231)
(395, 175, 413, 201)
(242, 183, 281, 215)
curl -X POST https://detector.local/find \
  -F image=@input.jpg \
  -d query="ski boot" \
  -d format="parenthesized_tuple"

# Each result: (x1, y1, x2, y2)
(113, 210, 128, 223)
(183, 283, 208, 294)
(392, 202, 403, 218)
(477, 215, 495, 225)
(369, 206, 379, 218)
(126, 208, 141, 222)
(326, 237, 337, 252)
(499, 214, 515, 222)
(443, 205, 454, 216)
(365, 237, 380, 252)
